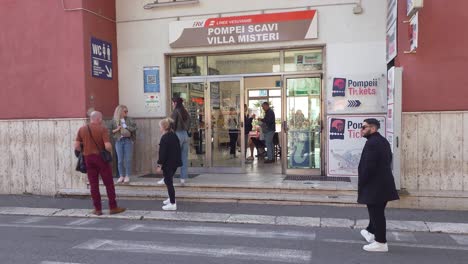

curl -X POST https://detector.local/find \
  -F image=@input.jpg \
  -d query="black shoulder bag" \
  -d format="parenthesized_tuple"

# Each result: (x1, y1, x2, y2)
(87, 125, 113, 163)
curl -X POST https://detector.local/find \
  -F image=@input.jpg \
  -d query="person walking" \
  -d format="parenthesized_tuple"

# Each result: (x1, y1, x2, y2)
(227, 107, 239, 158)
(155, 118, 182, 211)
(257, 102, 275, 163)
(111, 105, 137, 184)
(74, 111, 126, 216)
(358, 118, 399, 252)
(244, 104, 255, 161)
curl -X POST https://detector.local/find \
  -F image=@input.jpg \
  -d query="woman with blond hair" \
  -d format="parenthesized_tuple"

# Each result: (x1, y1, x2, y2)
(156, 117, 182, 210)
(111, 105, 137, 184)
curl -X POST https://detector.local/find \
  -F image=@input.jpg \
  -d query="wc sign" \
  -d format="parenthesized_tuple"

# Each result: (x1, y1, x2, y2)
(90, 37, 112, 79)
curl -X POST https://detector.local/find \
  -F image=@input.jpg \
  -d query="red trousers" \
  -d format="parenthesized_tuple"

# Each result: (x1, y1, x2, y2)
(84, 154, 117, 211)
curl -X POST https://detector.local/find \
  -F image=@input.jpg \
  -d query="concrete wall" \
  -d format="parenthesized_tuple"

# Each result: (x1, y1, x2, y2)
(116, 0, 386, 118)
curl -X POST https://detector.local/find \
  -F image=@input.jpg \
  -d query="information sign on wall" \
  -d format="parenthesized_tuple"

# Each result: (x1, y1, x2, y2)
(327, 74, 387, 114)
(143, 66, 160, 93)
(327, 115, 386, 176)
(90, 37, 112, 79)
(169, 10, 318, 48)
(409, 13, 419, 52)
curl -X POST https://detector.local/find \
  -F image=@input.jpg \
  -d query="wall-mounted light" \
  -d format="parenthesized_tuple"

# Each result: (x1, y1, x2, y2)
(144, 0, 200, 9)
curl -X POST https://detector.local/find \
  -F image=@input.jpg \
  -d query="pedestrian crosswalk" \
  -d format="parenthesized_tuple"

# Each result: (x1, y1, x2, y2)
(0, 215, 465, 264)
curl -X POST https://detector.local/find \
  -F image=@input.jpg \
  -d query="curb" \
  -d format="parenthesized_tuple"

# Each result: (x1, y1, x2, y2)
(1, 206, 468, 235)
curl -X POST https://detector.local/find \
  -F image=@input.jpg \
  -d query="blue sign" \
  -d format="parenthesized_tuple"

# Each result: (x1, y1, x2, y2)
(143, 66, 160, 93)
(290, 130, 311, 168)
(91, 37, 112, 79)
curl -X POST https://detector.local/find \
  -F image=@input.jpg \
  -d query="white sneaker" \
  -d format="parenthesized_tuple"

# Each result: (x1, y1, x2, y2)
(180, 179, 186, 185)
(157, 178, 165, 185)
(363, 241, 388, 252)
(360, 229, 375, 243)
(162, 203, 177, 211)
(123, 176, 130, 184)
(163, 198, 170, 205)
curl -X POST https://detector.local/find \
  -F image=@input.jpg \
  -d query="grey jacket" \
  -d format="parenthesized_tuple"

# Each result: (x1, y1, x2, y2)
(171, 108, 191, 132)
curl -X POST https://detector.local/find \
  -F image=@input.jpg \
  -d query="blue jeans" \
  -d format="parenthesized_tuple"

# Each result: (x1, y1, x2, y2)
(175, 130, 189, 179)
(264, 131, 275, 161)
(115, 137, 133, 176)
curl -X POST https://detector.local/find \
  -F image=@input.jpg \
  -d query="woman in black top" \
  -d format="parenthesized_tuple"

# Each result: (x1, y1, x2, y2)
(156, 118, 182, 211)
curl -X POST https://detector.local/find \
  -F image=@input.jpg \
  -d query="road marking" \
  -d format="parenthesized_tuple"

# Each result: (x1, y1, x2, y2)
(323, 238, 468, 251)
(74, 239, 312, 263)
(66, 218, 101, 226)
(13, 216, 47, 224)
(120, 224, 316, 240)
(0, 223, 111, 231)
(40, 261, 85, 264)
(450, 235, 468, 245)
(389, 231, 417, 242)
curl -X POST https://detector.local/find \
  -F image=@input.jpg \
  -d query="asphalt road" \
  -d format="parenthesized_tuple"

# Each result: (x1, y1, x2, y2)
(1, 214, 468, 264)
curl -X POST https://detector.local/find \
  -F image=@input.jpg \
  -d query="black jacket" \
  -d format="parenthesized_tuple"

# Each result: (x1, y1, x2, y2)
(262, 108, 276, 132)
(157, 131, 182, 170)
(358, 132, 399, 204)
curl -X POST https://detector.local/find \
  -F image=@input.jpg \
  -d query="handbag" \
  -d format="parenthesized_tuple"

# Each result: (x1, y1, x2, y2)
(75, 151, 87, 173)
(87, 125, 113, 163)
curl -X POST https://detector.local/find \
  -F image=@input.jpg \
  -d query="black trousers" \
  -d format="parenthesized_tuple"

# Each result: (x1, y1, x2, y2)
(228, 129, 239, 155)
(163, 168, 177, 204)
(366, 202, 388, 243)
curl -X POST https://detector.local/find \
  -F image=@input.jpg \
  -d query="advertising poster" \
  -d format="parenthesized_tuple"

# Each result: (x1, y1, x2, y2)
(327, 74, 387, 114)
(143, 66, 160, 93)
(169, 10, 318, 48)
(386, 67, 395, 152)
(409, 13, 418, 52)
(144, 94, 160, 112)
(386, 22, 397, 63)
(327, 115, 386, 176)
(90, 37, 112, 79)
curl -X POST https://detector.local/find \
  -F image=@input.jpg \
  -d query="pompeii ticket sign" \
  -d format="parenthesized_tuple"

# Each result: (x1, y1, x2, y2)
(169, 10, 318, 48)
(327, 115, 386, 177)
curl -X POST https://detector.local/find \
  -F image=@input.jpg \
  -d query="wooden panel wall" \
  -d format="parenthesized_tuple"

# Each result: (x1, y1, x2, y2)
(0, 119, 87, 195)
(401, 112, 468, 191)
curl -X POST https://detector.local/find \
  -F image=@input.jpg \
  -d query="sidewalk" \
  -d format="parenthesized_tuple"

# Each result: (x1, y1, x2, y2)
(1, 195, 468, 235)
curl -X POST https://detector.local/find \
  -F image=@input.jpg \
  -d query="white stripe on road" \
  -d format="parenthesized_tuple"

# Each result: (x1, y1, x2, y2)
(13, 216, 47, 224)
(74, 239, 312, 263)
(66, 218, 101, 226)
(40, 261, 86, 264)
(389, 231, 417, 242)
(0, 223, 111, 231)
(323, 238, 468, 251)
(450, 235, 468, 245)
(120, 224, 316, 240)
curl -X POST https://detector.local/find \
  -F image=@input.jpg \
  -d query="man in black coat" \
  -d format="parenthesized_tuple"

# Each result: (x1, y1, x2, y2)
(358, 118, 399, 252)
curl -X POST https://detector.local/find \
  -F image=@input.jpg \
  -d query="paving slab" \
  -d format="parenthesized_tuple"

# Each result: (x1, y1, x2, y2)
(0, 207, 61, 216)
(226, 214, 276, 225)
(321, 218, 354, 228)
(426, 222, 468, 234)
(276, 216, 320, 227)
(173, 212, 231, 223)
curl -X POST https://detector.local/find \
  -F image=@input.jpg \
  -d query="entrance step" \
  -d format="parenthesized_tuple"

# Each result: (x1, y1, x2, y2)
(57, 186, 357, 206)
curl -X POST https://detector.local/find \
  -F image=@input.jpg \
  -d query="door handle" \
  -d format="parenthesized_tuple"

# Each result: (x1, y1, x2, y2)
(240, 121, 244, 128)
(283, 121, 288, 132)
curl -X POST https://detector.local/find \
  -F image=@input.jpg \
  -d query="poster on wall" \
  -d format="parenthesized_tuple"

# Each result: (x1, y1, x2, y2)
(409, 13, 418, 52)
(143, 66, 160, 93)
(169, 10, 318, 48)
(387, 0, 397, 31)
(327, 115, 386, 176)
(144, 94, 160, 112)
(90, 37, 112, 79)
(327, 73, 387, 114)
(386, 67, 396, 152)
(386, 22, 397, 63)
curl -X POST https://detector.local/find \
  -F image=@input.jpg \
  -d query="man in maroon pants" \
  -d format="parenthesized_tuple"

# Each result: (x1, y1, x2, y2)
(74, 111, 126, 216)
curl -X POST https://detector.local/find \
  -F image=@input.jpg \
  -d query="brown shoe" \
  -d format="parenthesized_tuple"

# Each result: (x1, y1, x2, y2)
(90, 209, 103, 216)
(109, 207, 126, 215)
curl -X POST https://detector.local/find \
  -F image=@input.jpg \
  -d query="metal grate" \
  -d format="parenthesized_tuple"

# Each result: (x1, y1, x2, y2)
(139, 173, 199, 179)
(284, 175, 351, 182)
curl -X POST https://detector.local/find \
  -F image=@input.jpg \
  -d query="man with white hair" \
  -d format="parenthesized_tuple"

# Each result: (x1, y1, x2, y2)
(75, 111, 126, 216)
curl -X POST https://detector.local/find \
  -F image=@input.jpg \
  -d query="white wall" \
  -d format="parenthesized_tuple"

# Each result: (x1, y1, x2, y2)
(116, 0, 386, 117)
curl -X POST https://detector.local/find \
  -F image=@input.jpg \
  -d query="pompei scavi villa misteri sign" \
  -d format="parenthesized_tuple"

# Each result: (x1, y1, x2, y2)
(169, 10, 318, 48)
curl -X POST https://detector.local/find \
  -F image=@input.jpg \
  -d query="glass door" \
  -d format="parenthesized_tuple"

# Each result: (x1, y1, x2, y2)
(171, 78, 244, 173)
(282, 76, 322, 175)
(207, 79, 245, 172)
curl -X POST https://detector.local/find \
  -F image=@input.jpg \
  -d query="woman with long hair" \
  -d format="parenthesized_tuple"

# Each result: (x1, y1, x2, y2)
(158, 97, 190, 185)
(156, 118, 181, 210)
(111, 105, 137, 184)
